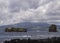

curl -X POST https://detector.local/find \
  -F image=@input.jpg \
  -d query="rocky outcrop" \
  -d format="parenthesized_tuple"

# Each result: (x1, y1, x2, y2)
(5, 27, 27, 32)
(4, 37, 60, 43)
(49, 24, 57, 32)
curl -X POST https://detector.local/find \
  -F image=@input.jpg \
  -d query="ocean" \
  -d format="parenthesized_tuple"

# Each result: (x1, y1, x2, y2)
(0, 28, 60, 43)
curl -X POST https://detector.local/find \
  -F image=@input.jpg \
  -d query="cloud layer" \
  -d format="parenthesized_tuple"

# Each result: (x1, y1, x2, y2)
(0, 0, 60, 26)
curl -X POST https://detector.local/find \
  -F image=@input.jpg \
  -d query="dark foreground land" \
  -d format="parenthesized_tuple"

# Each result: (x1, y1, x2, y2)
(4, 37, 60, 43)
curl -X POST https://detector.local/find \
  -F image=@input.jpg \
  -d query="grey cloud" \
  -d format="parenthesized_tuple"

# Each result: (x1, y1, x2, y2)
(9, 0, 40, 13)
(0, 0, 60, 26)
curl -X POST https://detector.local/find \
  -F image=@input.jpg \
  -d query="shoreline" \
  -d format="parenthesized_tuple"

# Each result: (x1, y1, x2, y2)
(4, 37, 60, 43)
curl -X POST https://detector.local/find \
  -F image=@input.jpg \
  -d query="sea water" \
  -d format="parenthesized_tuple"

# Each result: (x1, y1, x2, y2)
(0, 28, 60, 43)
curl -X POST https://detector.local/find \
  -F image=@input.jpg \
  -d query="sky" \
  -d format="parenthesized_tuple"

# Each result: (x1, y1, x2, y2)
(0, 0, 60, 26)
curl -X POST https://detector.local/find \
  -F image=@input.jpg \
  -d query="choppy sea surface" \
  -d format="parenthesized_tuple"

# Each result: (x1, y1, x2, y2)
(0, 28, 60, 43)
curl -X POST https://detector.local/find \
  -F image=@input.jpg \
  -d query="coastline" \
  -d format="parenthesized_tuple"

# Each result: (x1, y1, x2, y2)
(4, 37, 60, 43)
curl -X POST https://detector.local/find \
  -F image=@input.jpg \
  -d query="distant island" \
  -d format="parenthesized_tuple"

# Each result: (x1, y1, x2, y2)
(5, 27, 27, 32)
(5, 24, 57, 32)
(49, 24, 57, 32)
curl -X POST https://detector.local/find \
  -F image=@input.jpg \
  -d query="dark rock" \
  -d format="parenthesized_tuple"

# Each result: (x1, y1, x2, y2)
(5, 27, 27, 32)
(4, 37, 60, 43)
(49, 24, 57, 32)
